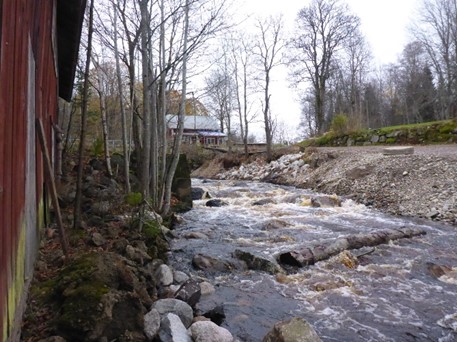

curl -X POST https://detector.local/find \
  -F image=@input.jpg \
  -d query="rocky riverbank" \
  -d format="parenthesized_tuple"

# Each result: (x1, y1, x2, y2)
(194, 145, 457, 226)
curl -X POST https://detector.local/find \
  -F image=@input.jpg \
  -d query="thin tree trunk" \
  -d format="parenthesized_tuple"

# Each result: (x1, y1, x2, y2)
(161, 0, 189, 215)
(96, 72, 113, 176)
(158, 0, 168, 207)
(113, 1, 131, 193)
(264, 70, 272, 161)
(74, 0, 95, 229)
(140, 0, 151, 199)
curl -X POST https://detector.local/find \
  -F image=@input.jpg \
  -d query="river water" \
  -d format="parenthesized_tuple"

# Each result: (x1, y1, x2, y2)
(169, 179, 457, 342)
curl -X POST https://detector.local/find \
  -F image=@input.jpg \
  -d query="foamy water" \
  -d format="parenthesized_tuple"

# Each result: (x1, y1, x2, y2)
(169, 179, 457, 341)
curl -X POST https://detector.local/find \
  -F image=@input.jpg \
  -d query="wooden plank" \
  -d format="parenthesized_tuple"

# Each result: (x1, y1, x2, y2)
(0, 0, 6, 335)
(36, 118, 69, 255)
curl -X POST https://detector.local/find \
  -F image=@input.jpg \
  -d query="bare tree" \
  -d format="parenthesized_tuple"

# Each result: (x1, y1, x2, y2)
(291, 0, 360, 134)
(413, 0, 457, 118)
(254, 15, 285, 161)
(231, 35, 257, 157)
(112, 0, 131, 192)
(74, 0, 95, 229)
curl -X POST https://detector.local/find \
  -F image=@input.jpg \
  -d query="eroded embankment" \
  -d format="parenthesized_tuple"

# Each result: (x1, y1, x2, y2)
(192, 146, 457, 225)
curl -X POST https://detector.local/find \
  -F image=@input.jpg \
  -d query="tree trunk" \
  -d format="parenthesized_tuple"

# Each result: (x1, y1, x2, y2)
(161, 0, 189, 215)
(96, 72, 113, 177)
(278, 227, 426, 267)
(113, 1, 131, 193)
(140, 0, 151, 199)
(74, 0, 95, 229)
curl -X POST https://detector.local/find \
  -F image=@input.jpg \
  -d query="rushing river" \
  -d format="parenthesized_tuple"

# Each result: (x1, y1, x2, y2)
(169, 179, 457, 342)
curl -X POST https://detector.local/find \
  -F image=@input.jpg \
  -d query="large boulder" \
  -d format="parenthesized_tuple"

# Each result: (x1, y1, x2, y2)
(189, 321, 233, 342)
(263, 317, 322, 342)
(50, 252, 146, 341)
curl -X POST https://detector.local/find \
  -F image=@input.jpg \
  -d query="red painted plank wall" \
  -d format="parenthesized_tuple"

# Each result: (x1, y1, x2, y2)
(0, 0, 58, 340)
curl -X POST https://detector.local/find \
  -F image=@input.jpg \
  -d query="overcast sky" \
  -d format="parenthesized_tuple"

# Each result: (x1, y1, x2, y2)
(232, 0, 419, 140)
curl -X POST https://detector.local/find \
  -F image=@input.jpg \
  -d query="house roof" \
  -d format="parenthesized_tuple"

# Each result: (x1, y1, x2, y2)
(57, 0, 87, 101)
(198, 131, 226, 137)
(166, 115, 220, 131)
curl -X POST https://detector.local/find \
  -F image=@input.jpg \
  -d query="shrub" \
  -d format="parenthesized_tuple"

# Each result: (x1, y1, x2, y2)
(90, 138, 104, 157)
(330, 114, 349, 135)
(125, 192, 142, 207)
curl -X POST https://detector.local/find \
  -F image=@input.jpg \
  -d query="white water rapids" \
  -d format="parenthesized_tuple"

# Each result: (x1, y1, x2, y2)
(169, 179, 457, 341)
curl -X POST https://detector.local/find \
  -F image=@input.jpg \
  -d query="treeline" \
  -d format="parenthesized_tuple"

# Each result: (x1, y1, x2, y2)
(293, 0, 457, 136)
(62, 0, 457, 217)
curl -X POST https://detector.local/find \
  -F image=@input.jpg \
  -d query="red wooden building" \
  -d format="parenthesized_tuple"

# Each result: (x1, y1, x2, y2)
(0, 1, 86, 340)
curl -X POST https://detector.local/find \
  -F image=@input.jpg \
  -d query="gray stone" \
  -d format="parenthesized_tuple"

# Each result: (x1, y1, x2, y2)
(174, 280, 201, 307)
(310, 195, 342, 208)
(91, 232, 106, 247)
(173, 270, 190, 284)
(189, 321, 233, 342)
(152, 299, 194, 328)
(192, 254, 232, 273)
(252, 198, 275, 206)
(371, 135, 380, 143)
(192, 187, 211, 200)
(263, 317, 322, 342)
(159, 313, 192, 342)
(199, 282, 215, 296)
(182, 232, 209, 240)
(205, 199, 228, 207)
(234, 249, 282, 274)
(155, 264, 174, 286)
(144, 308, 161, 340)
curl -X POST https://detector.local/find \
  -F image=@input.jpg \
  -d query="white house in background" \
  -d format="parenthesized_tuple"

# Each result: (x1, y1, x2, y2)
(166, 114, 227, 146)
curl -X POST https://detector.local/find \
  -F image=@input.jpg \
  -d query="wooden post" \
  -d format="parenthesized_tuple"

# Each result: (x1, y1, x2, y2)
(36, 118, 69, 256)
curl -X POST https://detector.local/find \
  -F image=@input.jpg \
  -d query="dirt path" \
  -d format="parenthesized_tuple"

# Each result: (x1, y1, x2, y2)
(317, 144, 457, 159)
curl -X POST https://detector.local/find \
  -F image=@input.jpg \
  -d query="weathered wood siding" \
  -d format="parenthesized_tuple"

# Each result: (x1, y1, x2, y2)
(0, 1, 58, 340)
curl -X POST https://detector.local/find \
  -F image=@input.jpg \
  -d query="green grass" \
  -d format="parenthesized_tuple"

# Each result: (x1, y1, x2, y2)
(298, 119, 457, 147)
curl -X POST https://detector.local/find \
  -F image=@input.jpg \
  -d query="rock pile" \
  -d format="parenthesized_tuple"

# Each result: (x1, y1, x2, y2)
(216, 149, 457, 225)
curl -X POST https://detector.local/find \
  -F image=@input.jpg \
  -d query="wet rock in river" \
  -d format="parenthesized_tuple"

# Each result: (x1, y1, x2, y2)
(199, 281, 215, 296)
(182, 232, 209, 240)
(192, 187, 211, 200)
(234, 249, 282, 274)
(252, 198, 275, 206)
(192, 254, 233, 272)
(263, 317, 322, 342)
(174, 279, 202, 307)
(189, 321, 234, 342)
(427, 262, 453, 278)
(310, 195, 342, 208)
(173, 270, 190, 284)
(201, 304, 226, 325)
(205, 199, 228, 207)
